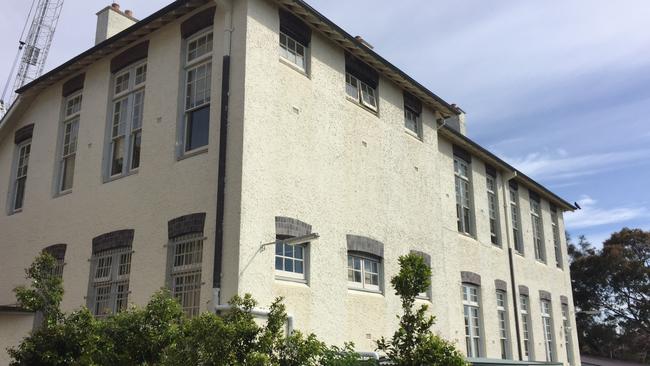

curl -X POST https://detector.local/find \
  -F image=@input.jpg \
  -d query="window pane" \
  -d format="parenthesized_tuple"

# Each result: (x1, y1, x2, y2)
(13, 177, 26, 210)
(111, 137, 125, 176)
(275, 256, 283, 270)
(186, 105, 210, 151)
(130, 131, 141, 170)
(60, 155, 75, 191)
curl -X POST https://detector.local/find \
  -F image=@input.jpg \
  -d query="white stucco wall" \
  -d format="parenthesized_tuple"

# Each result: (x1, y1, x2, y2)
(0, 0, 579, 364)
(0, 4, 249, 360)
(236, 0, 579, 364)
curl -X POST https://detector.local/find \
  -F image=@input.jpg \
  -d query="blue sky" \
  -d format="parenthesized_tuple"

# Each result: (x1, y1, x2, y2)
(1, 0, 649, 247)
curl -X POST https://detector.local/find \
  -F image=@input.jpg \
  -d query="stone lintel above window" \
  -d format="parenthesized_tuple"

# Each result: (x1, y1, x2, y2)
(275, 216, 312, 238)
(168, 213, 207, 239)
(461, 271, 481, 286)
(518, 285, 529, 296)
(409, 250, 431, 267)
(92, 229, 134, 254)
(494, 279, 508, 292)
(560, 295, 569, 305)
(346, 235, 384, 258)
(539, 290, 552, 301)
(43, 243, 67, 261)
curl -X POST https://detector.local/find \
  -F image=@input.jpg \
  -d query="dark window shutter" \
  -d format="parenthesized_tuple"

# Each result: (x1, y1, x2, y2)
(453, 145, 471, 163)
(180, 7, 216, 38)
(279, 9, 311, 46)
(403, 91, 422, 114)
(485, 164, 497, 178)
(110, 41, 149, 73)
(529, 191, 541, 203)
(62, 74, 85, 97)
(345, 53, 378, 89)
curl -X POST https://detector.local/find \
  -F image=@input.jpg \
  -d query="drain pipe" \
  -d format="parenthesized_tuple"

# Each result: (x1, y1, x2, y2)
(213, 0, 233, 306)
(502, 170, 523, 360)
(214, 304, 295, 335)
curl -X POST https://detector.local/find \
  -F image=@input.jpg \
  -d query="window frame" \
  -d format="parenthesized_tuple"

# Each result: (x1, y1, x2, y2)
(179, 27, 213, 157)
(404, 105, 422, 137)
(88, 247, 133, 317)
(462, 283, 483, 358)
(347, 252, 382, 292)
(496, 290, 510, 359)
(541, 299, 555, 362)
(105, 59, 147, 181)
(274, 235, 309, 282)
(520, 294, 533, 360)
(345, 72, 378, 112)
(551, 208, 563, 268)
(531, 199, 546, 262)
(486, 174, 500, 245)
(57, 91, 82, 194)
(510, 188, 524, 254)
(454, 156, 473, 236)
(10, 139, 31, 213)
(562, 304, 574, 364)
(167, 232, 205, 317)
(279, 30, 308, 72)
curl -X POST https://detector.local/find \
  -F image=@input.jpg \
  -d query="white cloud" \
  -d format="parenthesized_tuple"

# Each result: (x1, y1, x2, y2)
(504, 148, 650, 182)
(564, 195, 648, 230)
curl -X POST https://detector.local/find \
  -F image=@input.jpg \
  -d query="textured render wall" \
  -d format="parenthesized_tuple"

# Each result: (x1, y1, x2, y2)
(238, 0, 579, 363)
(0, 313, 34, 365)
(0, 2, 240, 323)
(239, 0, 452, 352)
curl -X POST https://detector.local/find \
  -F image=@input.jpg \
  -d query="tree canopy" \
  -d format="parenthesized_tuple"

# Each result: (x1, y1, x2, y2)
(569, 228, 650, 364)
(8, 252, 467, 365)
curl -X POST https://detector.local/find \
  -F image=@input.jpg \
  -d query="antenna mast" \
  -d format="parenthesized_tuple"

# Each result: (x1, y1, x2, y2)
(0, 0, 65, 117)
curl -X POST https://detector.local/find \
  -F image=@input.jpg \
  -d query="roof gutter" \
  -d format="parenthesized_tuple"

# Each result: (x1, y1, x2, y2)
(276, 0, 459, 117)
(16, 0, 208, 95)
(438, 124, 576, 211)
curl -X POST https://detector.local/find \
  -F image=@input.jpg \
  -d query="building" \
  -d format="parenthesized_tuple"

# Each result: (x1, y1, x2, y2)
(0, 0, 580, 364)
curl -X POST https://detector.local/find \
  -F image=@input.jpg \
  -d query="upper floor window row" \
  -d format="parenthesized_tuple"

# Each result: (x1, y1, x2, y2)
(345, 53, 379, 112)
(449, 148, 564, 265)
(278, 9, 311, 72)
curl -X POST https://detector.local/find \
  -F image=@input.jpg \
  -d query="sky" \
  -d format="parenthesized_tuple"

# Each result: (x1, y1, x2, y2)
(1, 0, 649, 247)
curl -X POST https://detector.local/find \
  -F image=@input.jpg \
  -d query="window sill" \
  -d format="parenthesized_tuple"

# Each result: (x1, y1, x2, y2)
(345, 96, 379, 117)
(104, 169, 139, 184)
(275, 275, 308, 285)
(458, 231, 477, 242)
(279, 57, 310, 79)
(404, 128, 422, 141)
(53, 189, 73, 199)
(347, 287, 383, 296)
(178, 147, 208, 161)
(415, 295, 431, 302)
(8, 208, 23, 216)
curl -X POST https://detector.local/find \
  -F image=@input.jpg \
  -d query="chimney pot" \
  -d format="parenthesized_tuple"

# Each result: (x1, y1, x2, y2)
(125, 9, 133, 17)
(111, 3, 120, 10)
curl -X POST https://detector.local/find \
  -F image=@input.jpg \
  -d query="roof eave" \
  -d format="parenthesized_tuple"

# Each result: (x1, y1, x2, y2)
(274, 0, 459, 117)
(438, 125, 576, 212)
(15, 0, 209, 96)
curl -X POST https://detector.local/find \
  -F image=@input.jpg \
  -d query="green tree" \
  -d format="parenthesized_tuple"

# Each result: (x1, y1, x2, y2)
(569, 228, 650, 364)
(13, 252, 64, 327)
(376, 254, 468, 366)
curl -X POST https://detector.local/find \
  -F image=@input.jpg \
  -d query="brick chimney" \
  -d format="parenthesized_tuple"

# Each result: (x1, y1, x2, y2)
(95, 3, 137, 44)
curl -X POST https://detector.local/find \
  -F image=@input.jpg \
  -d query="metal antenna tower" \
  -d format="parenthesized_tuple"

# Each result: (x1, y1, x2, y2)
(0, 0, 65, 117)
